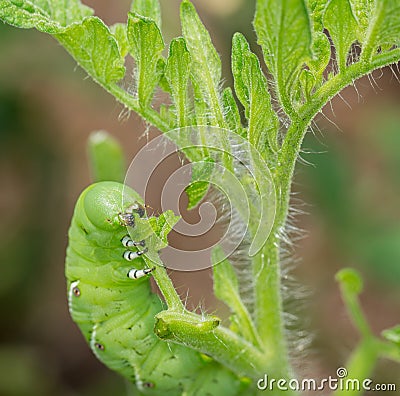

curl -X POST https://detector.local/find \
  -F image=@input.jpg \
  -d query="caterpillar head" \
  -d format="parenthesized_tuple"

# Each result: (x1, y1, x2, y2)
(82, 182, 144, 232)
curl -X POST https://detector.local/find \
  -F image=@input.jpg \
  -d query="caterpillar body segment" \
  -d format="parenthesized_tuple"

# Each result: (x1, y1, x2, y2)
(66, 181, 243, 395)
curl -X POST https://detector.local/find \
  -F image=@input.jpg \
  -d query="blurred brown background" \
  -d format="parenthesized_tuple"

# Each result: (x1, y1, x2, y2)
(0, 0, 399, 395)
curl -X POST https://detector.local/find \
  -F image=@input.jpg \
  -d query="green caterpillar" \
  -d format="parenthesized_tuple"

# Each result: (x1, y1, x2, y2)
(65, 181, 244, 395)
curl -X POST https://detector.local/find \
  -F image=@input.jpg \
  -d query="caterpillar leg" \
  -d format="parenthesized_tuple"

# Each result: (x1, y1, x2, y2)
(121, 235, 146, 248)
(126, 202, 146, 218)
(123, 248, 148, 261)
(119, 213, 135, 227)
(119, 202, 146, 227)
(127, 267, 155, 279)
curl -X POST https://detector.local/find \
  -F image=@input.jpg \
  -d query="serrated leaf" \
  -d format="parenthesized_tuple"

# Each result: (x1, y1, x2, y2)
(0, 0, 93, 32)
(130, 0, 161, 29)
(88, 130, 125, 183)
(308, 31, 331, 77)
(308, 0, 326, 32)
(185, 158, 214, 209)
(212, 246, 261, 347)
(185, 182, 209, 210)
(159, 103, 176, 128)
(34, 0, 92, 25)
(148, 210, 179, 262)
(254, 0, 312, 116)
(361, 0, 400, 61)
(153, 210, 180, 247)
(130, 210, 179, 254)
(110, 23, 129, 58)
(165, 38, 191, 127)
(301, 31, 330, 96)
(0, 3, 125, 87)
(56, 17, 125, 84)
(156, 57, 172, 94)
(382, 325, 400, 346)
(232, 33, 279, 153)
(324, 0, 358, 72)
(300, 69, 316, 99)
(191, 76, 210, 125)
(127, 12, 164, 108)
(350, 0, 375, 41)
(222, 87, 242, 135)
(180, 0, 225, 127)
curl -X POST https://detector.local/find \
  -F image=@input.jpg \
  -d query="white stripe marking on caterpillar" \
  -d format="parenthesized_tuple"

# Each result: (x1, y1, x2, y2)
(127, 267, 155, 279)
(121, 235, 146, 248)
(68, 281, 80, 315)
(123, 248, 148, 261)
(90, 324, 104, 360)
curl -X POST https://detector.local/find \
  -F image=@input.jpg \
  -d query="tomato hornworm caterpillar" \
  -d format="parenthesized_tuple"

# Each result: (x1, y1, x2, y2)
(65, 181, 243, 395)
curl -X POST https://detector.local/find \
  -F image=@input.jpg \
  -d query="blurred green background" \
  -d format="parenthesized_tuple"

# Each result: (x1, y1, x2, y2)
(0, 1, 399, 395)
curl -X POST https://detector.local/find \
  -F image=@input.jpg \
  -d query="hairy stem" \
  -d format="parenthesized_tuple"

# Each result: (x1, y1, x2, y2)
(252, 50, 400, 390)
(151, 265, 184, 310)
(277, 49, 400, 232)
(155, 310, 270, 380)
(253, 236, 291, 379)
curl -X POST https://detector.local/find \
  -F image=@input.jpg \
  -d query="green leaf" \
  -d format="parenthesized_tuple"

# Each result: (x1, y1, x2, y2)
(110, 23, 129, 58)
(254, 0, 312, 116)
(185, 158, 214, 210)
(130, 0, 161, 29)
(130, 210, 179, 256)
(307, 31, 331, 78)
(0, 0, 93, 32)
(88, 130, 125, 183)
(308, 0, 326, 32)
(350, 0, 375, 40)
(152, 210, 180, 247)
(221, 87, 242, 135)
(382, 325, 400, 346)
(300, 31, 330, 98)
(56, 17, 125, 84)
(191, 77, 211, 125)
(156, 58, 172, 94)
(127, 12, 164, 108)
(212, 246, 261, 347)
(232, 32, 279, 154)
(299, 69, 316, 100)
(361, 0, 400, 61)
(32, 0, 92, 25)
(165, 38, 192, 127)
(324, 0, 358, 72)
(180, 0, 225, 127)
(0, 1, 126, 97)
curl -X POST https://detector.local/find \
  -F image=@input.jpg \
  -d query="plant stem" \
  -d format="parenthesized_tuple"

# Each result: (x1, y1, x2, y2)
(155, 310, 270, 379)
(143, 257, 184, 310)
(377, 339, 400, 363)
(333, 338, 379, 396)
(249, 118, 308, 386)
(102, 44, 400, 391)
(261, 52, 400, 389)
(279, 49, 400, 214)
(253, 236, 291, 379)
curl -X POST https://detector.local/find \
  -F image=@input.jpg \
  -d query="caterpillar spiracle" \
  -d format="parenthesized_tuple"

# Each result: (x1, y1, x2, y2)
(65, 181, 244, 395)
